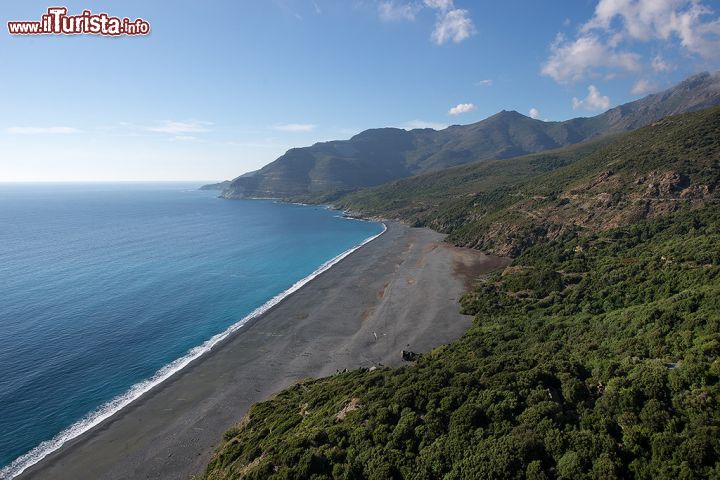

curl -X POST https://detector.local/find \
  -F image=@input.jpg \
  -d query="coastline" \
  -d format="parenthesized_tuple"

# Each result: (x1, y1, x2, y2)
(2, 221, 386, 480)
(18, 222, 509, 480)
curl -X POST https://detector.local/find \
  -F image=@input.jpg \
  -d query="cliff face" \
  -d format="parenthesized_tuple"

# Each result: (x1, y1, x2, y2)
(214, 72, 720, 200)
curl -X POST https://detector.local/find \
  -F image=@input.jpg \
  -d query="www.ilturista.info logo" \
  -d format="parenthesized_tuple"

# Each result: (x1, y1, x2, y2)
(8, 7, 150, 36)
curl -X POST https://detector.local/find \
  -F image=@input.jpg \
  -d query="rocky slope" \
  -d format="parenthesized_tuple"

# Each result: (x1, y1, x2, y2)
(337, 105, 720, 257)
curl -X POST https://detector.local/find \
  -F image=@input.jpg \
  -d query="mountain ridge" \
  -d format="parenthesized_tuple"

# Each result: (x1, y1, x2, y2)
(212, 72, 720, 200)
(336, 105, 720, 256)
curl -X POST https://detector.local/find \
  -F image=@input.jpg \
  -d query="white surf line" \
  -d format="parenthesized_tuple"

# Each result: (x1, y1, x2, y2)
(0, 222, 387, 480)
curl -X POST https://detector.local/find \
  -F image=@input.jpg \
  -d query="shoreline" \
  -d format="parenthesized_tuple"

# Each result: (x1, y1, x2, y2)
(2, 222, 386, 480)
(19, 222, 509, 480)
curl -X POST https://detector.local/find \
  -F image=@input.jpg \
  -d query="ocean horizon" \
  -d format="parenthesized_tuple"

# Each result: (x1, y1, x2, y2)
(0, 183, 383, 478)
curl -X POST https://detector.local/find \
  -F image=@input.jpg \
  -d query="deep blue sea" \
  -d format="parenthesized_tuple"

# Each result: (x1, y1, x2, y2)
(0, 183, 383, 478)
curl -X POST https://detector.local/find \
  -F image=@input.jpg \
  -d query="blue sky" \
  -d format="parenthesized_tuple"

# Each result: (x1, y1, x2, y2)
(1, 0, 719, 181)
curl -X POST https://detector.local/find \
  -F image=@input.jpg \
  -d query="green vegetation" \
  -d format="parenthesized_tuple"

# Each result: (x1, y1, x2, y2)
(202, 103, 720, 479)
(202, 206, 720, 480)
(331, 136, 613, 226)
(337, 106, 720, 257)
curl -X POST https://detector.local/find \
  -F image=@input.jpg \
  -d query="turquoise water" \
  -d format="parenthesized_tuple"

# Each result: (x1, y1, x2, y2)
(0, 183, 383, 478)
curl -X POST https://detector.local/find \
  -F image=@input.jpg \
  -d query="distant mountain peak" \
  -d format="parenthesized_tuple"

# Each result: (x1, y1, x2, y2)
(219, 72, 720, 200)
(490, 110, 526, 119)
(676, 71, 717, 87)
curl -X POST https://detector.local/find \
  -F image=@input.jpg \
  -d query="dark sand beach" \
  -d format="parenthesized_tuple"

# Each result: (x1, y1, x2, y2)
(20, 223, 509, 480)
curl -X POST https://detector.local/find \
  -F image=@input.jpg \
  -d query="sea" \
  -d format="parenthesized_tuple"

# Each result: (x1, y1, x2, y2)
(0, 182, 384, 479)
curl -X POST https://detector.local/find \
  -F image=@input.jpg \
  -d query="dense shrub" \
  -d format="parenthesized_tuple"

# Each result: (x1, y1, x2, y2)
(202, 207, 720, 479)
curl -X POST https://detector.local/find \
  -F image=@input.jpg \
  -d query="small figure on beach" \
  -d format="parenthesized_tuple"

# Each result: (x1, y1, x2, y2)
(401, 350, 418, 361)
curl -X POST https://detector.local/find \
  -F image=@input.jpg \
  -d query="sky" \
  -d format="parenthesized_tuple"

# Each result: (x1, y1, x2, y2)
(1, 0, 719, 182)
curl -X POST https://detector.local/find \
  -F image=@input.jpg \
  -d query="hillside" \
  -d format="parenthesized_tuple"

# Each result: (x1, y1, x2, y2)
(329, 136, 615, 221)
(201, 93, 720, 480)
(202, 205, 720, 480)
(200, 180, 232, 191)
(337, 106, 720, 256)
(216, 72, 720, 200)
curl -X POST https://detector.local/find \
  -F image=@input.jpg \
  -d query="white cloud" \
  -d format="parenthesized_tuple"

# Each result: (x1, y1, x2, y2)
(5, 126, 80, 134)
(376, 0, 475, 44)
(378, 1, 420, 21)
(572, 85, 611, 111)
(541, 34, 641, 83)
(173, 135, 197, 141)
(542, 0, 720, 84)
(582, 0, 720, 59)
(448, 103, 476, 115)
(476, 79, 493, 86)
(95, 121, 213, 138)
(528, 108, 540, 119)
(147, 121, 211, 134)
(272, 123, 317, 132)
(431, 8, 474, 44)
(401, 119, 448, 130)
(424, 0, 453, 9)
(651, 54, 674, 72)
(630, 78, 658, 95)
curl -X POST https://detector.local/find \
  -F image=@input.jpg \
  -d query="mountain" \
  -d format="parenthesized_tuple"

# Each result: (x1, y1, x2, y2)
(214, 72, 720, 200)
(337, 105, 720, 256)
(199, 78, 720, 480)
(200, 79, 720, 480)
(199, 180, 232, 191)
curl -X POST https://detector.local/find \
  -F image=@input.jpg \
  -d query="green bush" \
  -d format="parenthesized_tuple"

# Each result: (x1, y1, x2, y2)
(203, 206, 720, 479)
